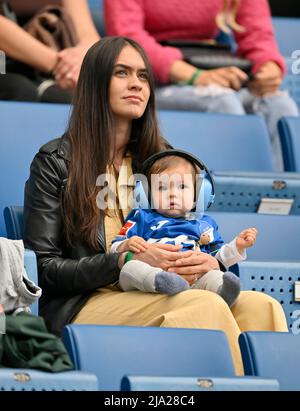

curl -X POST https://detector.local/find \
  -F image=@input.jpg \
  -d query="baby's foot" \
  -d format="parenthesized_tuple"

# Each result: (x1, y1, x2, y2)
(218, 272, 240, 306)
(155, 271, 189, 295)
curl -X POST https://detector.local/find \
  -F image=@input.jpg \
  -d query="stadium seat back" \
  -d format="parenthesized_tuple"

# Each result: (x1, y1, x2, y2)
(208, 211, 300, 261)
(88, 0, 105, 36)
(239, 261, 300, 330)
(281, 59, 300, 111)
(210, 171, 300, 214)
(159, 111, 273, 172)
(4, 206, 24, 240)
(63, 325, 236, 391)
(278, 117, 300, 172)
(272, 17, 300, 57)
(272, 17, 300, 110)
(239, 331, 300, 391)
(0, 102, 70, 237)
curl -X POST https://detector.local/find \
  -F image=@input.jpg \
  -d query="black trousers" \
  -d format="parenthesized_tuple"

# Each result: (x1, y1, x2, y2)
(0, 73, 73, 104)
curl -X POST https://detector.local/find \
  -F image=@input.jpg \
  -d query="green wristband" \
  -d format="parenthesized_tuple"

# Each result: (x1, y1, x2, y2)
(125, 251, 134, 264)
(184, 69, 204, 86)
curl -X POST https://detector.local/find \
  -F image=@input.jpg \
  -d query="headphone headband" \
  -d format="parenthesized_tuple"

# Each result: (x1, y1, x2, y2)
(142, 149, 215, 200)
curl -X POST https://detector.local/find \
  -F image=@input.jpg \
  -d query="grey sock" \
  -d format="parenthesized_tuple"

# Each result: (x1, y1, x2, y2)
(119, 260, 160, 292)
(155, 271, 189, 295)
(218, 271, 240, 307)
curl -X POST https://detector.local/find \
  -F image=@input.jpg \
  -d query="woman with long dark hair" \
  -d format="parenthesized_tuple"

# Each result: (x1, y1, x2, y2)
(24, 37, 287, 375)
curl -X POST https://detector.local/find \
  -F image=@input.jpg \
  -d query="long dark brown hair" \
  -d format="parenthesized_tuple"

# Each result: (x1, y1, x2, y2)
(64, 36, 165, 249)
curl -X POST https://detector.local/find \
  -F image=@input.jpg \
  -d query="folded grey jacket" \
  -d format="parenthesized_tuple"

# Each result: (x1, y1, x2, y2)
(0, 238, 41, 315)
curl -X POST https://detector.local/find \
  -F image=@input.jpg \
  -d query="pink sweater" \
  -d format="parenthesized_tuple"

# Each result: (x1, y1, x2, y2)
(105, 0, 285, 84)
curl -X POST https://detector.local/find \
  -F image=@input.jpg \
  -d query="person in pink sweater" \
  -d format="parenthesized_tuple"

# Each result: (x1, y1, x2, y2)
(105, 0, 299, 171)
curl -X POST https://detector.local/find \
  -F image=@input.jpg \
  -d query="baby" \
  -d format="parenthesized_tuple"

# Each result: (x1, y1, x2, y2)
(111, 154, 257, 306)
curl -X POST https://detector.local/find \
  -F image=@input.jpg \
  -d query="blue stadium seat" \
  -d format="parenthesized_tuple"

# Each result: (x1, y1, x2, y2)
(63, 325, 237, 391)
(272, 17, 300, 57)
(278, 117, 300, 172)
(4, 206, 23, 240)
(209, 212, 300, 328)
(281, 58, 300, 112)
(238, 261, 300, 330)
(158, 111, 273, 172)
(88, 0, 105, 36)
(0, 101, 70, 237)
(271, 18, 300, 110)
(218, 18, 300, 62)
(210, 171, 300, 214)
(0, 369, 98, 391)
(239, 331, 300, 391)
(88, 0, 102, 9)
(208, 211, 300, 261)
(121, 375, 279, 391)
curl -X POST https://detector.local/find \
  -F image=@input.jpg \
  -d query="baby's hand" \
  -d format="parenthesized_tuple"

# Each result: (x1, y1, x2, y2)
(236, 228, 258, 253)
(121, 236, 149, 253)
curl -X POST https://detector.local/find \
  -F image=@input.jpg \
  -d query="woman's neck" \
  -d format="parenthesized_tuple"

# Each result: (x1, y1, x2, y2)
(113, 119, 132, 169)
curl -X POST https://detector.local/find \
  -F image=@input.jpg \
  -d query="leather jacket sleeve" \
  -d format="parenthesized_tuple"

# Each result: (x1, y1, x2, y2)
(24, 149, 120, 297)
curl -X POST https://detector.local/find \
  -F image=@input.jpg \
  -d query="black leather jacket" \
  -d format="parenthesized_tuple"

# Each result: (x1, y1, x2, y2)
(24, 135, 123, 335)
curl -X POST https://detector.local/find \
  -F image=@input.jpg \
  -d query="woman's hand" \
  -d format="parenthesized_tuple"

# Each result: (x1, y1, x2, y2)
(130, 244, 222, 286)
(54, 44, 90, 88)
(133, 243, 194, 275)
(169, 60, 247, 90)
(195, 66, 248, 90)
(167, 250, 220, 285)
(248, 61, 282, 96)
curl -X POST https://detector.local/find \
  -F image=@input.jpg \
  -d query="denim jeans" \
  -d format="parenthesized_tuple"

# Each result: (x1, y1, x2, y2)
(155, 85, 299, 171)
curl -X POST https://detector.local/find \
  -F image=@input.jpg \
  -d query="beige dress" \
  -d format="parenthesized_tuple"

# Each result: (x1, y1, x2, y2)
(73, 155, 288, 375)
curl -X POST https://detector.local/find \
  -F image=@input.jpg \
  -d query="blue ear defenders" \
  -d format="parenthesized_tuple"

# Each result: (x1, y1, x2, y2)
(133, 149, 215, 212)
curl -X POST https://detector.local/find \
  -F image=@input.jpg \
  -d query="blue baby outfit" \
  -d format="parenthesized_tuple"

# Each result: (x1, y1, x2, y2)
(112, 208, 224, 255)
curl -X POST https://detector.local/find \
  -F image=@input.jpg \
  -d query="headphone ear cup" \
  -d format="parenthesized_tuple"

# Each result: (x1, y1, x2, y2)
(195, 176, 214, 212)
(132, 180, 150, 209)
(204, 177, 214, 209)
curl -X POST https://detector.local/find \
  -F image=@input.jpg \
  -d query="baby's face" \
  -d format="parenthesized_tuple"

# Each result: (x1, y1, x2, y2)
(151, 163, 195, 218)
